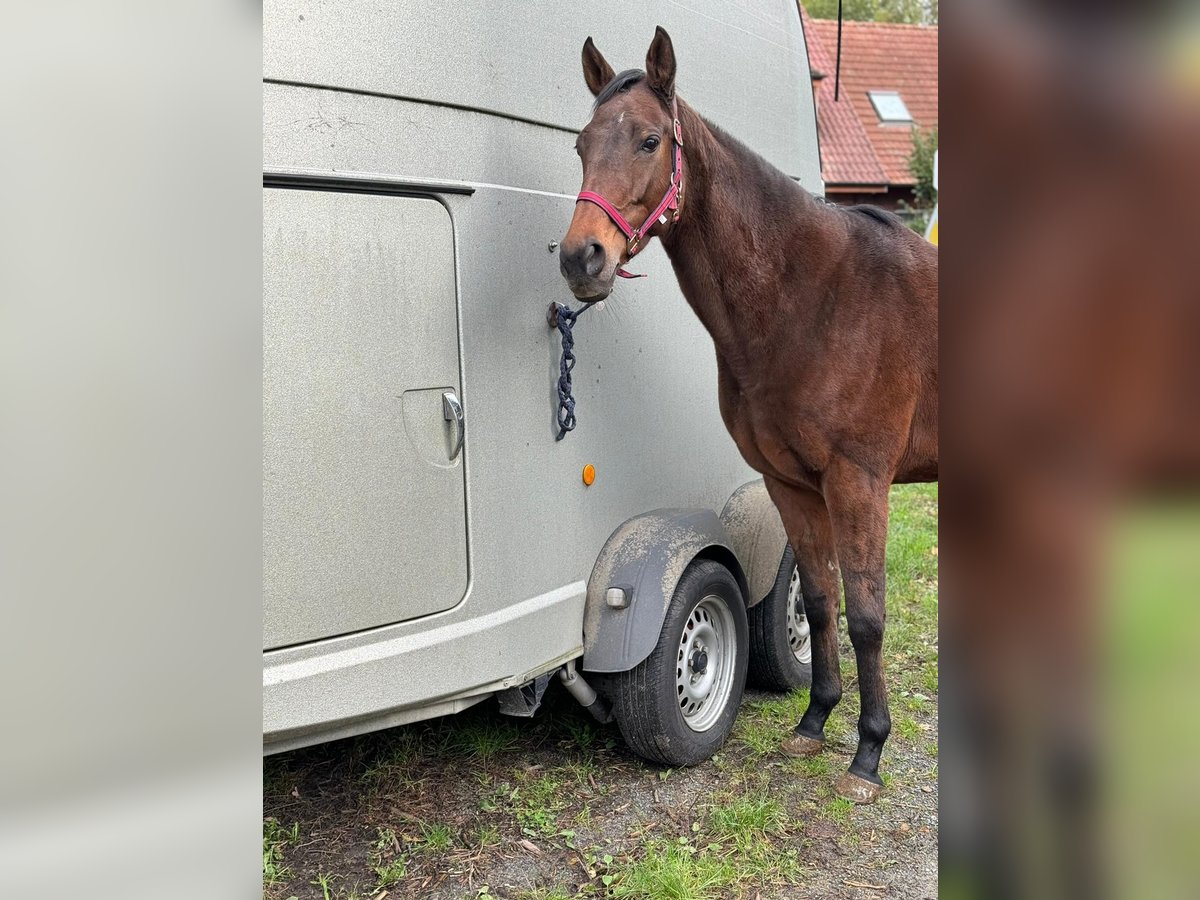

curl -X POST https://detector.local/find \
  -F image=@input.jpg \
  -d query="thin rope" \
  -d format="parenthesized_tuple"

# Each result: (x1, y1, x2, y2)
(552, 302, 593, 441)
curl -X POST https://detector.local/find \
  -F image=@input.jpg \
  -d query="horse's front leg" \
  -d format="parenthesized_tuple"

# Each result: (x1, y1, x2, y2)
(823, 460, 892, 803)
(763, 477, 842, 756)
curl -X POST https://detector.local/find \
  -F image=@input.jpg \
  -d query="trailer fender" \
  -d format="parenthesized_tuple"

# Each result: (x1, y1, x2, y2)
(718, 480, 789, 608)
(580, 508, 749, 674)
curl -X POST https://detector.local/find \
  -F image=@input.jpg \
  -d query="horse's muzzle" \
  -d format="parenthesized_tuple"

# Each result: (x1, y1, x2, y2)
(559, 239, 614, 301)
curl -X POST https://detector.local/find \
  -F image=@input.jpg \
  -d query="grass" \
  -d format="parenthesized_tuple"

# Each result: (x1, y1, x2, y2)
(894, 713, 921, 741)
(473, 823, 502, 848)
(449, 718, 523, 761)
(884, 484, 939, 692)
(512, 888, 574, 900)
(607, 839, 737, 900)
(370, 826, 408, 889)
(706, 792, 788, 852)
(702, 791, 803, 887)
(512, 770, 571, 837)
(418, 821, 456, 852)
(310, 871, 338, 900)
(373, 857, 407, 889)
(263, 483, 938, 899)
(358, 731, 426, 795)
(262, 817, 298, 886)
(822, 795, 857, 827)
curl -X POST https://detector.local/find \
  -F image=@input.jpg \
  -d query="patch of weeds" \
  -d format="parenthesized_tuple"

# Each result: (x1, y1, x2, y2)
(511, 771, 570, 837)
(262, 817, 299, 886)
(895, 715, 921, 741)
(310, 871, 340, 900)
(473, 823, 501, 848)
(358, 731, 422, 781)
(748, 690, 811, 726)
(734, 690, 811, 755)
(370, 826, 408, 889)
(373, 856, 408, 889)
(922, 665, 939, 694)
(554, 708, 607, 754)
(787, 753, 833, 779)
(419, 821, 456, 852)
(607, 838, 736, 900)
(706, 792, 788, 853)
(582, 847, 616, 883)
(359, 737, 427, 797)
(262, 761, 294, 800)
(701, 791, 800, 886)
(513, 886, 574, 900)
(821, 707, 852, 743)
(557, 828, 579, 850)
(449, 719, 522, 762)
(822, 796, 856, 828)
(561, 756, 599, 786)
(763, 847, 805, 884)
(731, 713, 781, 756)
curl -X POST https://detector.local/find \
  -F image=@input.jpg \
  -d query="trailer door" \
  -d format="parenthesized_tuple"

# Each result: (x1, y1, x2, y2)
(263, 188, 468, 650)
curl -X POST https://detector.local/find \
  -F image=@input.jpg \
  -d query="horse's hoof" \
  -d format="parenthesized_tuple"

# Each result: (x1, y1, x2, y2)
(835, 771, 883, 804)
(780, 733, 826, 757)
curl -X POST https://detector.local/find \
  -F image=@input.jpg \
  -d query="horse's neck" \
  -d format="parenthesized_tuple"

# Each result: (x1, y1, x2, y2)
(662, 107, 834, 380)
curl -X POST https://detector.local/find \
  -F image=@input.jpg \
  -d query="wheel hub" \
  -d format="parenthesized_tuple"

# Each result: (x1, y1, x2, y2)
(786, 566, 813, 665)
(675, 595, 738, 732)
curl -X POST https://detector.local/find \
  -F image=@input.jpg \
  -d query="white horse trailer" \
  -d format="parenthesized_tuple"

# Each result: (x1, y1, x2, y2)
(263, 0, 823, 763)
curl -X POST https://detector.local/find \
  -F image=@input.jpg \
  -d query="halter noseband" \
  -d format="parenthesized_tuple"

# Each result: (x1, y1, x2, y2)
(575, 95, 684, 279)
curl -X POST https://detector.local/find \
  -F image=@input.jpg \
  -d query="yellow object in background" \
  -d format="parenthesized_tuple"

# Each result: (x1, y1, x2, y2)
(925, 149, 938, 246)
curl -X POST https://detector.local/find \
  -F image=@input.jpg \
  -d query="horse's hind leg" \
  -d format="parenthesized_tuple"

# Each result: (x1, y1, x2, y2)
(823, 460, 893, 803)
(763, 478, 842, 756)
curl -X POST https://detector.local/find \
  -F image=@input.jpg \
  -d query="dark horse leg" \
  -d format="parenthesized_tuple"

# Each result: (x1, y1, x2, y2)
(824, 459, 893, 803)
(764, 478, 843, 757)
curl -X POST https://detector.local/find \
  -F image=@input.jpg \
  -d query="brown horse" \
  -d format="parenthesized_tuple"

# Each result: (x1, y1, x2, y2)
(560, 27, 938, 803)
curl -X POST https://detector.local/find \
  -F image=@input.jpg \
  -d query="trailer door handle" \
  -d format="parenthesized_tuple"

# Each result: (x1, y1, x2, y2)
(442, 391, 464, 460)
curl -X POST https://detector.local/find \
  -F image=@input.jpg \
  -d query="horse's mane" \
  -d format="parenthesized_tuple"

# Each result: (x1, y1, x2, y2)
(846, 205, 905, 229)
(594, 69, 647, 110)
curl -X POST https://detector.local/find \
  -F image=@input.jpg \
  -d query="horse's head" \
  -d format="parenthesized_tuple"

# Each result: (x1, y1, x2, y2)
(560, 27, 680, 302)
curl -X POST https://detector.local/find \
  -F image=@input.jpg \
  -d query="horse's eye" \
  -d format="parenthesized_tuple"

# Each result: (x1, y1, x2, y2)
(640, 136, 661, 153)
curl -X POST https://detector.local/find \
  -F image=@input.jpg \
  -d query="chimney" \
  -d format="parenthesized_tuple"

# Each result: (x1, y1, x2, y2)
(810, 67, 826, 118)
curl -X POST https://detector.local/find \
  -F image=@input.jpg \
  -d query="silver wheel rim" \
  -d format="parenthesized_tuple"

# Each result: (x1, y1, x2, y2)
(786, 566, 812, 666)
(675, 595, 738, 732)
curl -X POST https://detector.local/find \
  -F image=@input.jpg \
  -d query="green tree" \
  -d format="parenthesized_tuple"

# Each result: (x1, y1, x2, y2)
(900, 125, 937, 234)
(907, 125, 938, 209)
(804, 0, 937, 25)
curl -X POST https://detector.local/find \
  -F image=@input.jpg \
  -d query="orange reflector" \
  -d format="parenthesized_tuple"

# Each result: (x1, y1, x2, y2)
(582, 464, 596, 486)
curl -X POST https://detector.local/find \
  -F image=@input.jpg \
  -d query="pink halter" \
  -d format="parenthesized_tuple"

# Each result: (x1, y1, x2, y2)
(576, 95, 685, 279)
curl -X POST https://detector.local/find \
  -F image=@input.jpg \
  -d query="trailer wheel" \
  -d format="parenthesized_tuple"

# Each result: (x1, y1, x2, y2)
(610, 559, 748, 767)
(747, 547, 813, 692)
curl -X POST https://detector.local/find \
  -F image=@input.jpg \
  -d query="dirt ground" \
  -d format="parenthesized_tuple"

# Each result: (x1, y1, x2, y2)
(264, 485, 938, 900)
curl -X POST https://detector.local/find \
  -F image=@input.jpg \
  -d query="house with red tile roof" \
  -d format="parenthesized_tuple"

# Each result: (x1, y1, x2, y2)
(801, 5, 937, 212)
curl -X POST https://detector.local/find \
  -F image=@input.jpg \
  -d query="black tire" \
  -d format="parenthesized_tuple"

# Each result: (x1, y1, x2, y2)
(746, 547, 814, 692)
(609, 559, 749, 767)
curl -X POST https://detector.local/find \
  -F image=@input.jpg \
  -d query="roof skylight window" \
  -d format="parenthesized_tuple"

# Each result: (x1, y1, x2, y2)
(868, 91, 912, 123)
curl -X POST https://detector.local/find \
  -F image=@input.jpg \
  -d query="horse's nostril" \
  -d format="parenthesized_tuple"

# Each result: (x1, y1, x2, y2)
(584, 241, 606, 277)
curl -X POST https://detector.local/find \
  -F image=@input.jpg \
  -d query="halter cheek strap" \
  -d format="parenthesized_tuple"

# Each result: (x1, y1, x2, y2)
(575, 95, 685, 279)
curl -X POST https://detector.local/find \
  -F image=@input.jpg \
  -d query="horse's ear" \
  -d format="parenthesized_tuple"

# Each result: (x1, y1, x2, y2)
(582, 37, 615, 97)
(645, 26, 676, 100)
